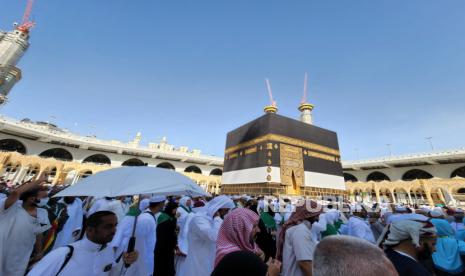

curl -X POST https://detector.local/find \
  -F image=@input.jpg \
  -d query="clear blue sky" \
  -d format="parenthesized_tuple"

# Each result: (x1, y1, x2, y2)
(1, 0, 465, 160)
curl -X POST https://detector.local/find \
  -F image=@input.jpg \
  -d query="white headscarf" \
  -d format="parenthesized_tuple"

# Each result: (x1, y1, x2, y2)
(179, 196, 192, 209)
(384, 220, 436, 247)
(206, 195, 235, 218)
(139, 198, 150, 211)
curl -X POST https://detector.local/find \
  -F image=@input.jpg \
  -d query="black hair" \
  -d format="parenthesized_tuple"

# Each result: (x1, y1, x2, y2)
(19, 188, 40, 201)
(86, 211, 116, 228)
(163, 201, 179, 217)
(149, 201, 165, 208)
(212, 251, 267, 276)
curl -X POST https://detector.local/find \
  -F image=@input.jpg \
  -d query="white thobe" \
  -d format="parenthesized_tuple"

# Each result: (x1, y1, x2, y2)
(283, 204, 293, 222)
(0, 199, 51, 276)
(175, 207, 194, 273)
(177, 215, 223, 276)
(111, 211, 158, 276)
(53, 198, 83, 249)
(347, 216, 376, 243)
(310, 213, 327, 241)
(28, 236, 119, 276)
(177, 206, 193, 254)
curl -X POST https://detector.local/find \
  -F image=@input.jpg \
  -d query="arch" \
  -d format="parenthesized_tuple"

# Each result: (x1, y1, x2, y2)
(39, 148, 73, 161)
(402, 169, 433, 181)
(210, 168, 223, 176)
(80, 170, 93, 179)
(366, 171, 390, 182)
(156, 162, 175, 170)
(343, 173, 358, 182)
(451, 166, 465, 178)
(0, 139, 26, 154)
(184, 165, 202, 174)
(83, 154, 111, 165)
(121, 158, 145, 167)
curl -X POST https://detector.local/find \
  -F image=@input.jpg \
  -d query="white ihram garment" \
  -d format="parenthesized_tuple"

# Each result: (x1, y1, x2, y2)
(53, 198, 83, 249)
(0, 199, 50, 276)
(28, 236, 118, 276)
(177, 195, 234, 276)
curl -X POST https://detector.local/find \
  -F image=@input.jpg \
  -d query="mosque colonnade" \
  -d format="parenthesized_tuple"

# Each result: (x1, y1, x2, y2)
(346, 178, 465, 207)
(0, 151, 222, 194)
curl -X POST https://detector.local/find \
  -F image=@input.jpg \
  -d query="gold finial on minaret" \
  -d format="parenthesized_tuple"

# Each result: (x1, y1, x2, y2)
(299, 72, 314, 124)
(264, 78, 278, 114)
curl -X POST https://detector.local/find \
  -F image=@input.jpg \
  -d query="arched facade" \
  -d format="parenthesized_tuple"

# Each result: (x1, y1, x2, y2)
(185, 165, 202, 174)
(39, 148, 73, 161)
(452, 166, 465, 178)
(83, 154, 111, 165)
(0, 151, 221, 194)
(0, 139, 27, 154)
(347, 177, 465, 207)
(121, 158, 145, 167)
(366, 171, 390, 182)
(156, 162, 175, 170)
(402, 169, 433, 181)
(210, 168, 223, 176)
(343, 173, 358, 182)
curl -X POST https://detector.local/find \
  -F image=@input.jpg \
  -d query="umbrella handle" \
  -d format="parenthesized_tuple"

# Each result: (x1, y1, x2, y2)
(124, 237, 136, 268)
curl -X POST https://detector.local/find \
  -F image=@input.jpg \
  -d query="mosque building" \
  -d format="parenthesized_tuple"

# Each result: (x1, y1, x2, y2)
(0, 116, 224, 193)
(343, 150, 465, 206)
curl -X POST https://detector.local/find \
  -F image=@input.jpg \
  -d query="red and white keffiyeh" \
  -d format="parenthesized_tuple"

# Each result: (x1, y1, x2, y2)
(214, 208, 260, 266)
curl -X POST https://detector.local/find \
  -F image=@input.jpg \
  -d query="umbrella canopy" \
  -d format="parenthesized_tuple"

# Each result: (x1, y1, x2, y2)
(54, 166, 210, 198)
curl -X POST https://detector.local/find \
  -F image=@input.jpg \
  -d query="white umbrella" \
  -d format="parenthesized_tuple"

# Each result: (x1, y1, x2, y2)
(54, 166, 209, 198)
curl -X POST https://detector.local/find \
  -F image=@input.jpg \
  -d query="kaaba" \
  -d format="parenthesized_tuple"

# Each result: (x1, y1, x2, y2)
(221, 111, 346, 198)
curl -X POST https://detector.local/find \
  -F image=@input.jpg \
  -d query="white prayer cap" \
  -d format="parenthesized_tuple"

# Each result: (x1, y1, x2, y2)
(232, 195, 241, 200)
(139, 199, 150, 211)
(429, 208, 444, 218)
(150, 195, 166, 203)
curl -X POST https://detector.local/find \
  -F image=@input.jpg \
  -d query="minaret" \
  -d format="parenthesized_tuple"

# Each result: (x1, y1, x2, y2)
(298, 73, 314, 124)
(133, 132, 142, 146)
(264, 78, 278, 114)
(0, 0, 35, 104)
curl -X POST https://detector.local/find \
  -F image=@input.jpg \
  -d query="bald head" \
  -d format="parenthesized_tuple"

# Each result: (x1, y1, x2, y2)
(313, 236, 398, 276)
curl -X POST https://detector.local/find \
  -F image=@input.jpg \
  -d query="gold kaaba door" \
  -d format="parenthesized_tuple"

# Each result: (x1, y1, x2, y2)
(280, 144, 304, 195)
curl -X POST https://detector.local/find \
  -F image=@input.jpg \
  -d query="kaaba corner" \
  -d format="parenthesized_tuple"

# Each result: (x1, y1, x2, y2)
(220, 101, 347, 199)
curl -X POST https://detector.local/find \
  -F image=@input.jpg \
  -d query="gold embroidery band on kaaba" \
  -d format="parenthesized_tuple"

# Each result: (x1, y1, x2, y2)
(225, 133, 340, 157)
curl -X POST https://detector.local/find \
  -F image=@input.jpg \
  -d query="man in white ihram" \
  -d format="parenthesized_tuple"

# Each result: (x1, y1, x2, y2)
(111, 195, 166, 276)
(177, 195, 235, 276)
(28, 211, 138, 276)
(53, 197, 83, 249)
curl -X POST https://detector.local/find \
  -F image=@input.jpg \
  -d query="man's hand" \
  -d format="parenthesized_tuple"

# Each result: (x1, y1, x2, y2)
(255, 248, 265, 261)
(4, 173, 48, 210)
(123, 251, 139, 265)
(175, 246, 187, 257)
(266, 258, 281, 276)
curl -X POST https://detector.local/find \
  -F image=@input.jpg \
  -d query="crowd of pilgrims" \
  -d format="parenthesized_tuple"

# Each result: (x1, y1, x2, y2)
(2, 176, 465, 276)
